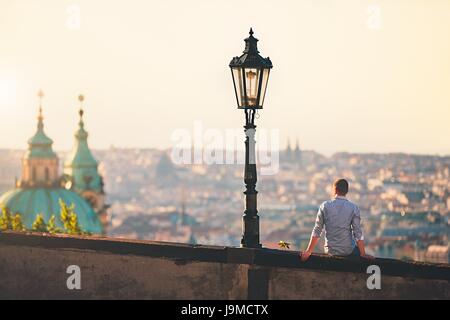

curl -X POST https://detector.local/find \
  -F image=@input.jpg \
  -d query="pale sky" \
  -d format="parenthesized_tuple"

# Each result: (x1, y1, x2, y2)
(0, 0, 449, 155)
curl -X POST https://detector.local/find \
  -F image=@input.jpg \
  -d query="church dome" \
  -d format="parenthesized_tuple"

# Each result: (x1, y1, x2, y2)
(0, 91, 106, 235)
(0, 187, 103, 234)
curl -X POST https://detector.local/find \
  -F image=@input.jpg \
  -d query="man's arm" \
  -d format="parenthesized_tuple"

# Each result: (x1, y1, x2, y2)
(356, 240, 367, 257)
(300, 205, 324, 261)
(300, 236, 320, 261)
(352, 206, 374, 260)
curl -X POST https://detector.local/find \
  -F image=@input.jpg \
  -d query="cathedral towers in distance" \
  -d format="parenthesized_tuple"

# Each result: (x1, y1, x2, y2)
(10, 91, 108, 233)
(283, 138, 302, 163)
(63, 94, 109, 230)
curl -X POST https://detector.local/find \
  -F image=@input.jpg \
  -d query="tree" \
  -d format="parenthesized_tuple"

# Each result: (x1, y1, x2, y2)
(11, 214, 25, 231)
(32, 214, 47, 232)
(59, 199, 83, 235)
(60, 199, 72, 231)
(47, 215, 63, 234)
(0, 206, 12, 231)
(68, 212, 82, 235)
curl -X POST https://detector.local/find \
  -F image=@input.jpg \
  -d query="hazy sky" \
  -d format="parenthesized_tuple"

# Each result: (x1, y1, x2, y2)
(0, 0, 449, 155)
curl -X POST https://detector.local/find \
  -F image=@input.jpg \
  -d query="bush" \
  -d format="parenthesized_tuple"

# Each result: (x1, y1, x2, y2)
(11, 214, 25, 231)
(0, 207, 12, 231)
(47, 215, 63, 234)
(59, 199, 83, 235)
(1, 200, 88, 236)
(32, 214, 47, 232)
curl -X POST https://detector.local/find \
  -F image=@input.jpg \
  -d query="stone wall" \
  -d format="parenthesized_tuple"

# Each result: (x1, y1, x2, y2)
(1, 232, 449, 299)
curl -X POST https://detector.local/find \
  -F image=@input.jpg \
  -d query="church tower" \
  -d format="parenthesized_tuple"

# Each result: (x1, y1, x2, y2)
(294, 138, 302, 162)
(0, 90, 103, 234)
(20, 90, 59, 187)
(285, 138, 292, 161)
(64, 95, 108, 230)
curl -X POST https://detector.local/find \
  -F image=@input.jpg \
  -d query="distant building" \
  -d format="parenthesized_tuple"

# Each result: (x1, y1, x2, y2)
(294, 139, 302, 162)
(155, 152, 178, 185)
(63, 95, 108, 230)
(281, 138, 302, 163)
(0, 92, 106, 234)
(285, 138, 292, 160)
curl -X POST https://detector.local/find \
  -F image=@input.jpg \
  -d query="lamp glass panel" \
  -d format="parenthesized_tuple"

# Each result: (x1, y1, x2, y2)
(244, 68, 261, 107)
(259, 69, 270, 107)
(232, 68, 244, 107)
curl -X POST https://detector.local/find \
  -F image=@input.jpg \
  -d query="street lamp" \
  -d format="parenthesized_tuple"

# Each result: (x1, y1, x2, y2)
(230, 28, 273, 248)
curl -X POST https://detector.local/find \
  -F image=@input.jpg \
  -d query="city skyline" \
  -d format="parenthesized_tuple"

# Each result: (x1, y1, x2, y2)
(1, 0, 449, 156)
(1, 0, 449, 302)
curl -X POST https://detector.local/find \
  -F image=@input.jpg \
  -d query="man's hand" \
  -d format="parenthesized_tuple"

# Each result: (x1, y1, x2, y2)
(299, 250, 312, 262)
(300, 236, 319, 262)
(356, 240, 374, 260)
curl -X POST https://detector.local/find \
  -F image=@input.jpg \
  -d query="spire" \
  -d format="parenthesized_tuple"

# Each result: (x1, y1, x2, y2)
(76, 94, 87, 137)
(64, 94, 101, 192)
(26, 89, 55, 156)
(286, 138, 292, 152)
(294, 138, 302, 162)
(78, 94, 85, 128)
(37, 89, 44, 130)
(285, 137, 292, 161)
(21, 89, 58, 187)
(295, 138, 300, 151)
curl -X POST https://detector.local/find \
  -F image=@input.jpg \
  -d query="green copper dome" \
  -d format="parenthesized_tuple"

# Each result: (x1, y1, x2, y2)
(24, 106, 57, 159)
(64, 106, 102, 193)
(0, 187, 103, 234)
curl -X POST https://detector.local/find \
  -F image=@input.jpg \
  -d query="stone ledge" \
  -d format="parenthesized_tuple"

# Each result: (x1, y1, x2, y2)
(1, 231, 449, 281)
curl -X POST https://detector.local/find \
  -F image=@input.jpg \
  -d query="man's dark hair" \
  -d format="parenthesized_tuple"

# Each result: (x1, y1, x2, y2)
(334, 179, 349, 195)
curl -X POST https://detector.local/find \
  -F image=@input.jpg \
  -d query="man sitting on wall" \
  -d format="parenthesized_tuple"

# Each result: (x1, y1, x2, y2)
(300, 179, 374, 261)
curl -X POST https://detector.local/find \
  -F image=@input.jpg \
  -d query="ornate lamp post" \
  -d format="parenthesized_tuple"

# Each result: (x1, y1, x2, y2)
(229, 28, 273, 248)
